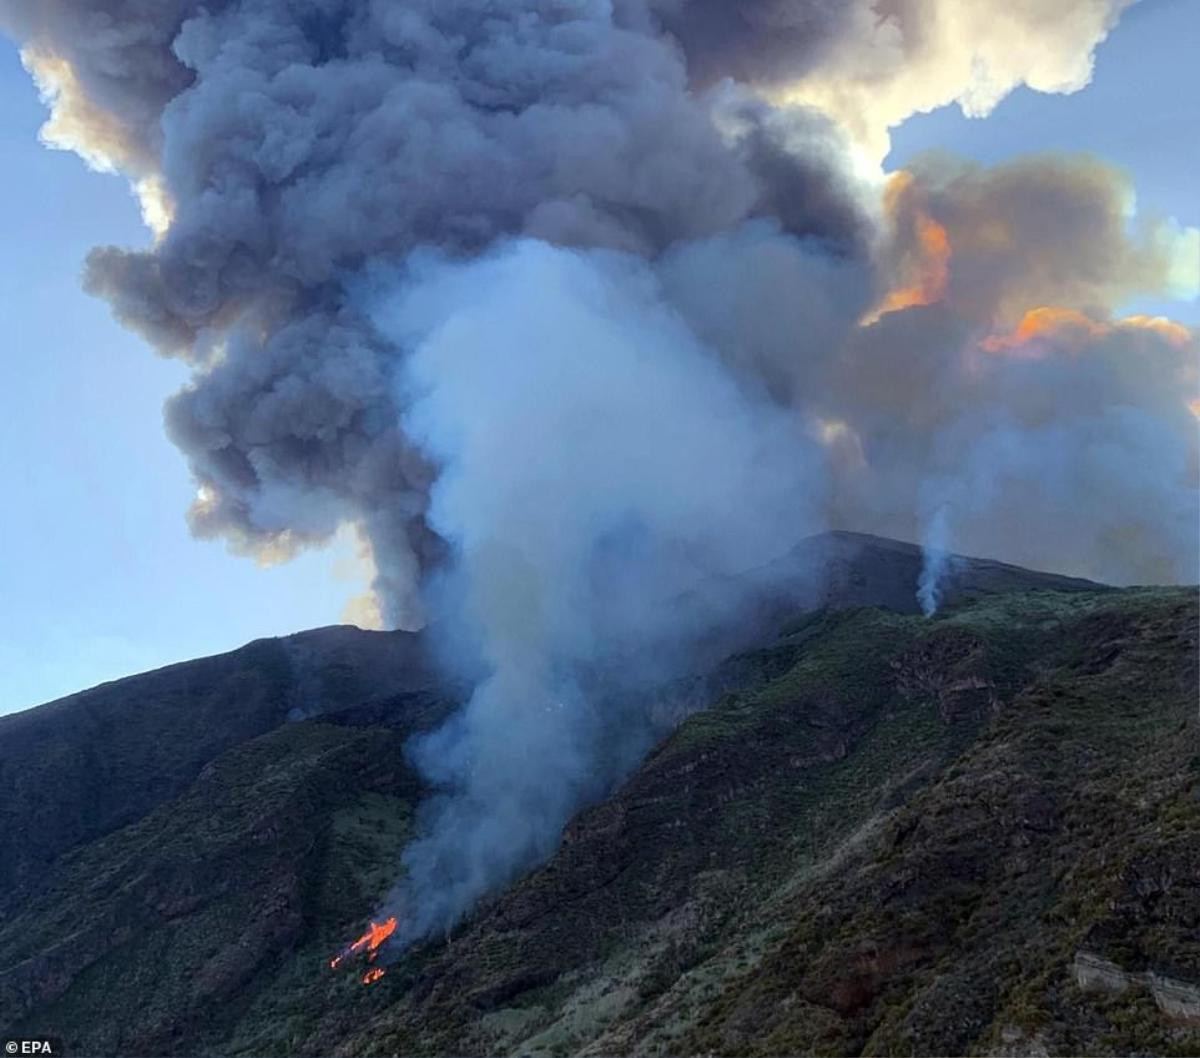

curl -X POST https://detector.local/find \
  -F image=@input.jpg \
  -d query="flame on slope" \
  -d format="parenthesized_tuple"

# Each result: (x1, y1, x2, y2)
(329, 916, 397, 973)
(362, 967, 386, 985)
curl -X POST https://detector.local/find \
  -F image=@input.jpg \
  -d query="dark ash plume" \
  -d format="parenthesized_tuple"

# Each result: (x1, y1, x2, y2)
(0, 0, 869, 940)
(4, 0, 867, 630)
(639, 0, 853, 88)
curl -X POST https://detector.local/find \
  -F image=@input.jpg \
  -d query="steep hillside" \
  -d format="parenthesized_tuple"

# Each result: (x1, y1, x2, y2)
(0, 625, 436, 907)
(798, 530, 1105, 612)
(1, 573, 1194, 1056)
(0, 530, 1097, 912)
(329, 586, 1197, 1058)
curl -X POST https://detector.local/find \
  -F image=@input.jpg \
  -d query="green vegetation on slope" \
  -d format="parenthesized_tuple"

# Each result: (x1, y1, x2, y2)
(0, 722, 425, 1055)
(1, 586, 1195, 1057)
(342, 587, 1197, 1058)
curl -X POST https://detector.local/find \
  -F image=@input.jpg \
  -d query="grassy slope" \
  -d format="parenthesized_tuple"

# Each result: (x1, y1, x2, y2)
(0, 625, 432, 909)
(0, 639, 298, 905)
(0, 722, 424, 1054)
(1, 586, 1195, 1057)
(340, 587, 1198, 1058)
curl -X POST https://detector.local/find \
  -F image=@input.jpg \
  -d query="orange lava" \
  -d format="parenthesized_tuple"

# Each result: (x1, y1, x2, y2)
(362, 967, 386, 986)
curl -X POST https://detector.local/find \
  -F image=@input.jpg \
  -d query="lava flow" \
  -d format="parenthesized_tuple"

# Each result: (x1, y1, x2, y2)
(329, 916, 397, 975)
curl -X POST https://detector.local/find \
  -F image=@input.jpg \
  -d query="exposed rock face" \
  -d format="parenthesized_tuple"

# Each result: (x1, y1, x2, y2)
(891, 628, 1001, 722)
(1074, 951, 1200, 1025)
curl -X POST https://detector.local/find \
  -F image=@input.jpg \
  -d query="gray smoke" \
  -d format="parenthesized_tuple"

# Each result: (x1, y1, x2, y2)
(826, 156, 1199, 604)
(364, 238, 827, 938)
(2, 0, 865, 627)
(638, 0, 854, 88)
(916, 506, 954, 617)
(5, 0, 1196, 943)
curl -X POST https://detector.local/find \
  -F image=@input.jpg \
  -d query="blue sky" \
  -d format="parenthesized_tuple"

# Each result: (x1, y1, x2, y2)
(0, 63, 363, 713)
(0, 0, 1195, 715)
(887, 0, 1199, 325)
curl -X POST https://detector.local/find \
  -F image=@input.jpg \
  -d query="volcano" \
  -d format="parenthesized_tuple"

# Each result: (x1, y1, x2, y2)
(0, 533, 1194, 1056)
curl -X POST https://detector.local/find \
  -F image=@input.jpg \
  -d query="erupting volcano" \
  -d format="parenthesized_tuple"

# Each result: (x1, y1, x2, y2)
(0, 0, 1195, 1029)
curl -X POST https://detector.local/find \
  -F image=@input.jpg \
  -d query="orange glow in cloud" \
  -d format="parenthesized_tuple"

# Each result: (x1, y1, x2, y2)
(981, 306, 1194, 356)
(881, 169, 916, 213)
(980, 306, 1106, 354)
(863, 172, 950, 325)
(1118, 315, 1192, 348)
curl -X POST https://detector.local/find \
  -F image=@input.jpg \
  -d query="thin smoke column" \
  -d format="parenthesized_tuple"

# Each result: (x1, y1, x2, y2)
(916, 506, 953, 617)
(3, 0, 1197, 941)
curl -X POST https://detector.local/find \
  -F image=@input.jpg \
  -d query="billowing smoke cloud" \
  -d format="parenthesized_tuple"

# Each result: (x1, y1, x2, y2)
(639, 0, 855, 88)
(1, 0, 865, 627)
(828, 156, 1199, 605)
(4, 0, 1197, 940)
(877, 155, 1199, 325)
(742, 0, 1133, 165)
(365, 239, 825, 938)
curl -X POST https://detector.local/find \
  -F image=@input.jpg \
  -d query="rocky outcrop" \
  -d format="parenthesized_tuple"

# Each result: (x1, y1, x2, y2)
(891, 628, 1000, 722)
(1074, 951, 1200, 1024)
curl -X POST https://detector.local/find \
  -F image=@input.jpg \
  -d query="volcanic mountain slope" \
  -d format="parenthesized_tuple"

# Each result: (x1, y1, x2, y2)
(0, 536, 1194, 1057)
(356, 588, 1196, 1058)
(0, 529, 1096, 906)
(0, 623, 439, 908)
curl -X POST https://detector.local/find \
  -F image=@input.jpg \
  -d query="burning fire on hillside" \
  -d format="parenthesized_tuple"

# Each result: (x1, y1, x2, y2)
(329, 917, 397, 984)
